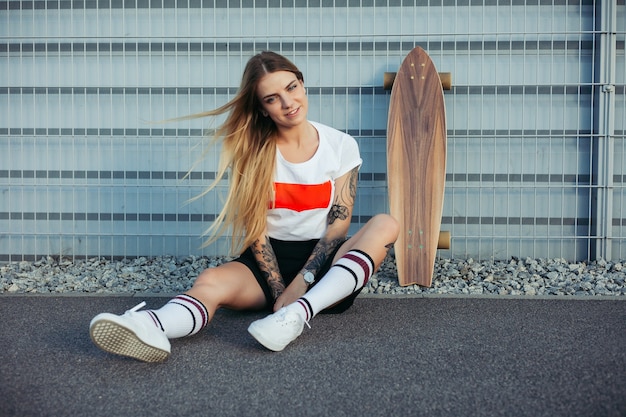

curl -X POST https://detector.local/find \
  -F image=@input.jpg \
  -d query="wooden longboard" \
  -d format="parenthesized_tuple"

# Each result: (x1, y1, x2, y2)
(386, 47, 448, 287)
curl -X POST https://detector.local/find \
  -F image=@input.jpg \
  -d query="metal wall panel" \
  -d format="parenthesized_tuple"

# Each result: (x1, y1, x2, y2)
(0, 0, 624, 262)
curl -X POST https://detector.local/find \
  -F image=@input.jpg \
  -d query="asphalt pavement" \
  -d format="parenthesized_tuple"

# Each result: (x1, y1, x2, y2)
(1, 295, 625, 417)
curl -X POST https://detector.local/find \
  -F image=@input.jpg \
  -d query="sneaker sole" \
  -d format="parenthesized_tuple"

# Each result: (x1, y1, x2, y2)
(247, 323, 289, 352)
(90, 319, 170, 363)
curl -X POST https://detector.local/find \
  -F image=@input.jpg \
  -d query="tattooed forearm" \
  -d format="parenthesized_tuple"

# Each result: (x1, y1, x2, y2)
(302, 236, 346, 276)
(252, 237, 285, 301)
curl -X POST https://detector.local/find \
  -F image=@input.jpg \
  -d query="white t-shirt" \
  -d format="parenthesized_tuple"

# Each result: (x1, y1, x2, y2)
(267, 121, 362, 241)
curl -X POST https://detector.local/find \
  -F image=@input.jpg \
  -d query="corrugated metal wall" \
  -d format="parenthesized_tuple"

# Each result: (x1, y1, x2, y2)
(1, 0, 624, 262)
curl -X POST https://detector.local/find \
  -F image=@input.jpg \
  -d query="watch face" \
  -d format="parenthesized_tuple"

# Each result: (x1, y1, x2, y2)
(303, 271, 315, 284)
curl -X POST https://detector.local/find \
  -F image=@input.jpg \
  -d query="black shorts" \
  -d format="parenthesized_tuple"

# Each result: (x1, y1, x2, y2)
(232, 237, 361, 313)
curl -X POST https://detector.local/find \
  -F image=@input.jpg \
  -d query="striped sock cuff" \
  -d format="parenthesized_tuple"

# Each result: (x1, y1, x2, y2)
(169, 294, 209, 336)
(334, 250, 376, 291)
(146, 310, 165, 332)
(296, 298, 314, 322)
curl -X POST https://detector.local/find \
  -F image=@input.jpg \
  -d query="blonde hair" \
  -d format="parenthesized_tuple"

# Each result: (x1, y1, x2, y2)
(183, 52, 304, 254)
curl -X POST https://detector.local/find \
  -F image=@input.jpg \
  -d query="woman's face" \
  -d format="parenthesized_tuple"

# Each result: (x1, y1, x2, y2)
(256, 70, 308, 129)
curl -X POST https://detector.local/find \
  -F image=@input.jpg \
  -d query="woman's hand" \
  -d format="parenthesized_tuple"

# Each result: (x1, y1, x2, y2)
(273, 274, 309, 312)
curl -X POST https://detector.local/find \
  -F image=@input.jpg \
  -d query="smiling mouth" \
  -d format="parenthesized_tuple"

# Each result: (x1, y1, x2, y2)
(286, 107, 300, 117)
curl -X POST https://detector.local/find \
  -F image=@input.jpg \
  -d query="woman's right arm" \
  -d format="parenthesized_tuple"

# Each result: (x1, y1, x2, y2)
(250, 233, 285, 302)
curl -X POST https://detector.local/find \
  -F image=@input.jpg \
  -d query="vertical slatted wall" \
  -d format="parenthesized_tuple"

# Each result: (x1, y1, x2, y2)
(0, 0, 624, 262)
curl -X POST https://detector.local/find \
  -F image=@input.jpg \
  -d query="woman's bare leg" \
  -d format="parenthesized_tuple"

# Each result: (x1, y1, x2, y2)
(186, 261, 268, 321)
(334, 213, 399, 270)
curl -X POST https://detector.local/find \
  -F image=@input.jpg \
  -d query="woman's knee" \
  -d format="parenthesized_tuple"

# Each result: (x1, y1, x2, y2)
(370, 213, 400, 241)
(189, 263, 266, 311)
(191, 266, 237, 295)
(187, 268, 222, 304)
(192, 267, 219, 289)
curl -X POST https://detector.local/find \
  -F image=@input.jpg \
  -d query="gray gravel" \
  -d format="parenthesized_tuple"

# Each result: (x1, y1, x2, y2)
(2, 255, 625, 297)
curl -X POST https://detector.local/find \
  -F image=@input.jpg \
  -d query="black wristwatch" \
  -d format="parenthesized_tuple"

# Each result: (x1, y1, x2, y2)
(302, 270, 315, 286)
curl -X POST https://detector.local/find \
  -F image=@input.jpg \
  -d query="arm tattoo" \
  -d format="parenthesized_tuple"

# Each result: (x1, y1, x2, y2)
(328, 167, 359, 225)
(340, 166, 358, 203)
(251, 237, 285, 301)
(302, 236, 345, 276)
(327, 204, 349, 224)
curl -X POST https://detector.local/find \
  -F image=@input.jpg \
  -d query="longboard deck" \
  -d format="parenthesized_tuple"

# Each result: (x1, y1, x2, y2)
(387, 47, 447, 287)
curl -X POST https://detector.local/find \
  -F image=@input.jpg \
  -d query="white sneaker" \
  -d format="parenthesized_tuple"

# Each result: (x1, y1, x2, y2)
(247, 307, 307, 352)
(89, 301, 171, 362)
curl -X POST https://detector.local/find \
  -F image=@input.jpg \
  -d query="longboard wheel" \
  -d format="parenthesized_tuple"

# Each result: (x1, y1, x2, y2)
(383, 72, 396, 90)
(437, 231, 451, 250)
(439, 72, 452, 90)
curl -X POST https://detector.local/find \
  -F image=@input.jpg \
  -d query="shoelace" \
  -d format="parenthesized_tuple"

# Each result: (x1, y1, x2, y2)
(277, 308, 311, 329)
(126, 301, 147, 313)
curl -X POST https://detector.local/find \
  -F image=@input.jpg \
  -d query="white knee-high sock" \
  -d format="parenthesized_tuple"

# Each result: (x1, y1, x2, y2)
(288, 250, 374, 322)
(145, 294, 209, 339)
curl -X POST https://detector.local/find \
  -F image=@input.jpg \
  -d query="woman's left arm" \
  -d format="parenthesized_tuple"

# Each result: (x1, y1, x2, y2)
(273, 166, 359, 311)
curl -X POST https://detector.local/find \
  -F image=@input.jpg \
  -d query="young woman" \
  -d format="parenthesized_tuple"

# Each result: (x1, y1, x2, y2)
(89, 51, 399, 362)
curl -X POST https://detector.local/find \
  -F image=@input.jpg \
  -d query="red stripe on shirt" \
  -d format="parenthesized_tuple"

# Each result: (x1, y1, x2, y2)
(273, 181, 332, 212)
